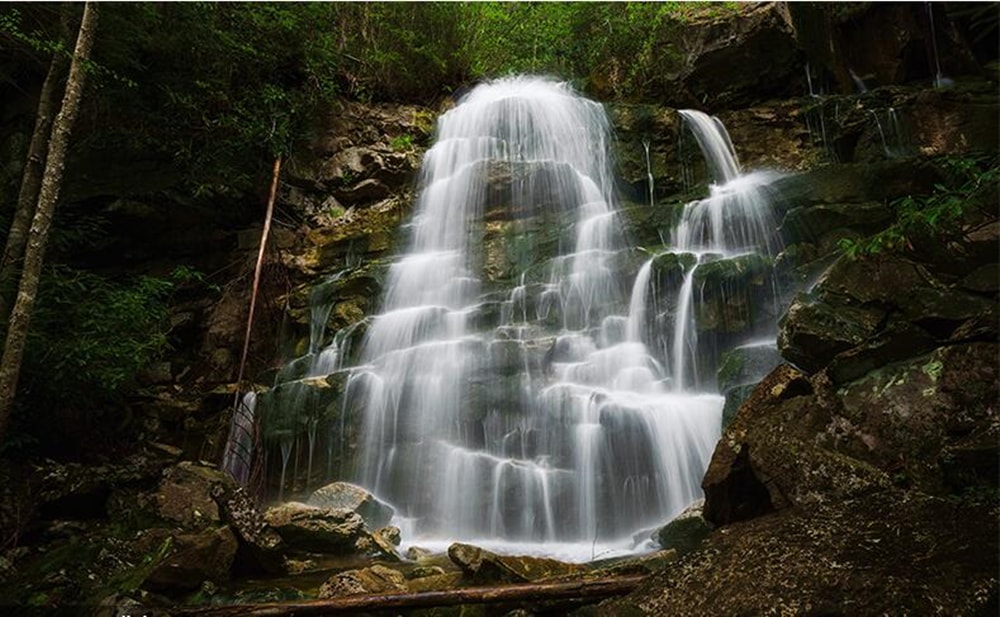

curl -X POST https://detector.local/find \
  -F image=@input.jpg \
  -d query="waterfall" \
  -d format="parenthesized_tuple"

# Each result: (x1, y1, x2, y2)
(236, 79, 790, 561)
(343, 77, 722, 555)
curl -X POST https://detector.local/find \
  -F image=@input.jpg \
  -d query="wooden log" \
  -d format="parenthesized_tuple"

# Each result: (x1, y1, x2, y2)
(173, 574, 646, 616)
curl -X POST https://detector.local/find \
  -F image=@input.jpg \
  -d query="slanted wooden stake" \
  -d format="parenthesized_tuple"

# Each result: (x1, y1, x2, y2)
(231, 156, 282, 416)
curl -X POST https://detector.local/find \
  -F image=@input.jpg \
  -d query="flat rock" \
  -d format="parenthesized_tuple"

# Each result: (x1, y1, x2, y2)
(318, 564, 407, 599)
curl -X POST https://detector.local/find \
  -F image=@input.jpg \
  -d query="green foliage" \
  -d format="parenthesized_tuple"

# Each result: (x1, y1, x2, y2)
(839, 153, 1000, 259)
(0, 6, 67, 57)
(389, 134, 414, 151)
(18, 266, 184, 408)
(460, 2, 742, 99)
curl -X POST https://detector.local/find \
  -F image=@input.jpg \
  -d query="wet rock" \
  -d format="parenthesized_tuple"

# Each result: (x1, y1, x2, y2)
(263, 502, 365, 553)
(334, 178, 391, 205)
(307, 481, 394, 530)
(771, 160, 942, 209)
(590, 549, 679, 577)
(447, 542, 585, 584)
(406, 565, 446, 580)
(717, 343, 783, 427)
(406, 545, 432, 561)
(779, 296, 886, 374)
(141, 526, 237, 593)
(693, 254, 776, 335)
(779, 253, 995, 381)
(787, 3, 981, 95)
(318, 564, 407, 599)
(654, 500, 714, 556)
(779, 202, 894, 244)
(209, 483, 285, 575)
(717, 343, 783, 394)
(355, 525, 402, 561)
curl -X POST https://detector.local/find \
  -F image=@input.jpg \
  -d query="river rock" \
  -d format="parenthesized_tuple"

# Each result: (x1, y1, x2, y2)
(307, 481, 395, 529)
(318, 564, 408, 599)
(263, 502, 366, 553)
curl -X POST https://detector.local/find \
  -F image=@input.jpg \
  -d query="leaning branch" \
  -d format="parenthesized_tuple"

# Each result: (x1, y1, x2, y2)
(230, 156, 282, 412)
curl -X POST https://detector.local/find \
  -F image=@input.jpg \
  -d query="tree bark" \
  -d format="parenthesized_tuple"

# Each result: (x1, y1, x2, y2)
(172, 575, 646, 616)
(0, 6, 72, 323)
(0, 2, 98, 442)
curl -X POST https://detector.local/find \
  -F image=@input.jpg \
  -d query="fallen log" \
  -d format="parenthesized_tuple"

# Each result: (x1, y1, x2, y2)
(173, 574, 646, 616)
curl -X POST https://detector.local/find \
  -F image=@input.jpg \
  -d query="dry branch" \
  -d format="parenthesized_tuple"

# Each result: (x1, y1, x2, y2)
(173, 574, 645, 616)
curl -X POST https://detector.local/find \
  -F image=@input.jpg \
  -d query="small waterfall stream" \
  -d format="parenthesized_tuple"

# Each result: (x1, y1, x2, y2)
(234, 78, 785, 561)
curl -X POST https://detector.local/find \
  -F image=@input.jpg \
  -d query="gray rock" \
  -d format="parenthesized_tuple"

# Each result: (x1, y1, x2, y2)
(307, 481, 394, 530)
(264, 501, 365, 553)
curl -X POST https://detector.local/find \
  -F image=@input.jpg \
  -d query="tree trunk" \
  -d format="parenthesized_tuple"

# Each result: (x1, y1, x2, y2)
(171, 575, 646, 616)
(0, 7, 72, 323)
(0, 2, 98, 442)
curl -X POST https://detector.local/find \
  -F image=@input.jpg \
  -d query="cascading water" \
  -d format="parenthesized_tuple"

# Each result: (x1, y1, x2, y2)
(232, 78, 790, 561)
(343, 77, 723, 557)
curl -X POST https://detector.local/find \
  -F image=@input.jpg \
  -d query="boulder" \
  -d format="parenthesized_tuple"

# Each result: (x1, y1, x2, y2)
(654, 500, 714, 556)
(141, 526, 237, 593)
(318, 564, 407, 599)
(209, 483, 285, 575)
(154, 462, 228, 530)
(771, 160, 941, 209)
(354, 525, 403, 561)
(307, 482, 394, 530)
(406, 565, 446, 580)
(263, 502, 365, 553)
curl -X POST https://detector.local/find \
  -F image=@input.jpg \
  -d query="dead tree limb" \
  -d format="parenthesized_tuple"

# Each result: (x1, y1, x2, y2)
(173, 574, 645, 616)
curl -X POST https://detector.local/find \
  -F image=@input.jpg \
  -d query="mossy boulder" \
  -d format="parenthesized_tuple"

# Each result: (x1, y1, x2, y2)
(139, 526, 238, 594)
(318, 564, 408, 599)
(779, 252, 996, 381)
(654, 501, 714, 556)
(446, 542, 586, 584)
(717, 342, 783, 427)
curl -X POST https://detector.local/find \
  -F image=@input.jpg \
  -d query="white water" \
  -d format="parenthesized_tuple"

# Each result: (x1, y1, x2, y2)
(345, 77, 723, 550)
(631, 110, 783, 393)
(233, 80, 791, 560)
